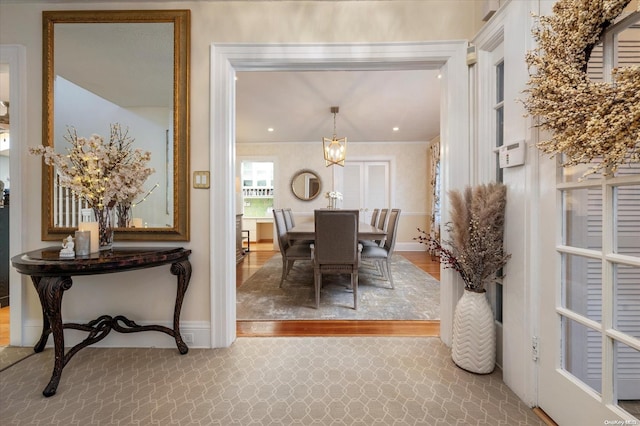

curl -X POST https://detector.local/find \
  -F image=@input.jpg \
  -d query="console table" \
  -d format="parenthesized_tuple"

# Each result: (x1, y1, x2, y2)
(11, 246, 192, 397)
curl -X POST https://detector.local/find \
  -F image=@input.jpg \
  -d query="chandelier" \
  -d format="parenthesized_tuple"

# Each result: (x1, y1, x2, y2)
(322, 106, 347, 167)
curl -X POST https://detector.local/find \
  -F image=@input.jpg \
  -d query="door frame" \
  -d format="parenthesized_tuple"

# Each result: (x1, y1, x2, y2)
(1, 44, 26, 346)
(210, 42, 470, 348)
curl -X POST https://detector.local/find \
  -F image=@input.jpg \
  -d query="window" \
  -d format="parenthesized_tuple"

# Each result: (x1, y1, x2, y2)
(241, 161, 274, 217)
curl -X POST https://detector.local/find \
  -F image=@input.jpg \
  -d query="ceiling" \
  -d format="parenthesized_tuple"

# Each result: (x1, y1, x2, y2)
(28, 21, 443, 147)
(2, 39, 443, 149)
(235, 70, 441, 144)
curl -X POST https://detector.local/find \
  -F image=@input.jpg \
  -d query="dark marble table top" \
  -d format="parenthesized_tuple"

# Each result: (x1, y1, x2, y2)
(11, 247, 191, 277)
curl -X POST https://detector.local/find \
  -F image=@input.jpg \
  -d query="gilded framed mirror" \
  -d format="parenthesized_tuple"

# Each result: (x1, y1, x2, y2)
(42, 10, 190, 241)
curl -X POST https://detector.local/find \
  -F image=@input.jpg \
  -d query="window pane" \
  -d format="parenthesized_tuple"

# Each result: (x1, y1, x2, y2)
(561, 154, 606, 182)
(563, 316, 602, 394)
(616, 21, 640, 68)
(495, 282, 502, 323)
(614, 263, 640, 340)
(562, 187, 603, 249)
(586, 42, 604, 82)
(496, 61, 504, 103)
(496, 106, 504, 148)
(563, 253, 602, 322)
(614, 183, 640, 257)
(614, 340, 640, 418)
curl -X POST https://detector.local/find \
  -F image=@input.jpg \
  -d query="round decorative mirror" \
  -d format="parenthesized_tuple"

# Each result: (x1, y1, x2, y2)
(291, 169, 322, 201)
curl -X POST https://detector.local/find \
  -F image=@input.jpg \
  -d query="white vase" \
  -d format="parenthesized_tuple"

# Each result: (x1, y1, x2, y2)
(451, 289, 496, 374)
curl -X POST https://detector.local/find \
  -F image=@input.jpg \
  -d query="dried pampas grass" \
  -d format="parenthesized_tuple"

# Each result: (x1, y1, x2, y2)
(416, 182, 510, 292)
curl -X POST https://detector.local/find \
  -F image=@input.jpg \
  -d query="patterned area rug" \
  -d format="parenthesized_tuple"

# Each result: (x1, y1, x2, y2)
(237, 254, 440, 320)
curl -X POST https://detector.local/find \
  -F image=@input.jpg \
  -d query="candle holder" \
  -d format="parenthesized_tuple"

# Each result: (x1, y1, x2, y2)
(75, 230, 91, 256)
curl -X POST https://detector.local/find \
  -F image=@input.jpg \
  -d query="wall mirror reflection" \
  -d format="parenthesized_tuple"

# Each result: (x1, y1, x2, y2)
(291, 169, 321, 201)
(42, 10, 190, 241)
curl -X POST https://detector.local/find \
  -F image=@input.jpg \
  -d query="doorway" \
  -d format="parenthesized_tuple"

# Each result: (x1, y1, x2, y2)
(210, 41, 470, 348)
(0, 45, 25, 348)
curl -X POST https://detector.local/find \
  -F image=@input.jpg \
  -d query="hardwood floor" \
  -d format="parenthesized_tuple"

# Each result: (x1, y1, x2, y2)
(237, 243, 441, 337)
(0, 305, 8, 346)
(0, 245, 440, 346)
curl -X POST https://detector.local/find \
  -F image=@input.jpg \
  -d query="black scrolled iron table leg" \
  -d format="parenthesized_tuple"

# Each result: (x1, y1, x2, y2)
(170, 259, 192, 354)
(31, 277, 51, 353)
(32, 275, 73, 397)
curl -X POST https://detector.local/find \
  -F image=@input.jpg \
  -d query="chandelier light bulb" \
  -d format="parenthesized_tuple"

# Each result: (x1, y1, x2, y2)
(322, 107, 347, 167)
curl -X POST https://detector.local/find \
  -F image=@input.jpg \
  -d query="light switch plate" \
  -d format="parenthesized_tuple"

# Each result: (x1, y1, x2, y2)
(193, 171, 210, 189)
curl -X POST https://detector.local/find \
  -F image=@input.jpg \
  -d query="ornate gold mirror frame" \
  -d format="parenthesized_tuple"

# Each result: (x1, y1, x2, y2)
(42, 9, 190, 241)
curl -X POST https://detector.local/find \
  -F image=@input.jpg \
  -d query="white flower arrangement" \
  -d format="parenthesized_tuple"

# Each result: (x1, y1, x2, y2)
(325, 191, 343, 200)
(524, 0, 640, 178)
(30, 124, 155, 210)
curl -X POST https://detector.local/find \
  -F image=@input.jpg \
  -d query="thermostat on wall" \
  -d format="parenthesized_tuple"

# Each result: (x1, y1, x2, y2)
(499, 141, 526, 168)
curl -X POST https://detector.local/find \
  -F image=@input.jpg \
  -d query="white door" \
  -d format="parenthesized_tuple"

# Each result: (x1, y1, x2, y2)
(334, 161, 390, 222)
(537, 15, 640, 425)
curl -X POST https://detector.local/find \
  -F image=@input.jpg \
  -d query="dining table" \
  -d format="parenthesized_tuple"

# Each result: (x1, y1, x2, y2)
(287, 221, 386, 242)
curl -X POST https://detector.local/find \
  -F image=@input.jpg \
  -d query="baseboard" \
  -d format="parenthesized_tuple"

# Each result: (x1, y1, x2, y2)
(23, 320, 211, 349)
(532, 407, 558, 426)
(396, 242, 428, 251)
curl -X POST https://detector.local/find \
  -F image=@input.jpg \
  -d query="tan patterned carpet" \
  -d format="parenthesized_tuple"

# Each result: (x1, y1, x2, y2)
(0, 346, 34, 372)
(0, 337, 544, 425)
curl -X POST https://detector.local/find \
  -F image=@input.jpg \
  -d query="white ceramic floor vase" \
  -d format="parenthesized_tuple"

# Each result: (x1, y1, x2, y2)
(451, 289, 496, 374)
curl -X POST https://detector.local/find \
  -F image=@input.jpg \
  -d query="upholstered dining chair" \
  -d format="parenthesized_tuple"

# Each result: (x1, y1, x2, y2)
(283, 208, 295, 230)
(377, 208, 389, 231)
(361, 208, 401, 289)
(312, 209, 362, 309)
(273, 209, 312, 287)
(284, 207, 312, 246)
(361, 208, 388, 248)
(369, 208, 380, 226)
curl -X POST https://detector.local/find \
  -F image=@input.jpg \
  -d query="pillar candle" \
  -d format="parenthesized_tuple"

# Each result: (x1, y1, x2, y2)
(74, 230, 90, 256)
(132, 217, 143, 228)
(78, 221, 99, 253)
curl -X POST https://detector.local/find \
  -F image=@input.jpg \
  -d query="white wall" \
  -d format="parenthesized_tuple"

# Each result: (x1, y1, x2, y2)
(472, 0, 541, 407)
(237, 140, 431, 248)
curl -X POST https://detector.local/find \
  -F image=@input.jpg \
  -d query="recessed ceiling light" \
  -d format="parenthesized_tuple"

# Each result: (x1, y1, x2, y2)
(437, 74, 442, 79)
(267, 128, 274, 132)
(393, 127, 400, 132)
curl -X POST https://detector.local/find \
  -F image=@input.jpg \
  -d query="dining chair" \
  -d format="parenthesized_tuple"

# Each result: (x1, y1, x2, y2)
(361, 208, 388, 248)
(284, 207, 312, 246)
(273, 209, 312, 287)
(377, 208, 389, 231)
(283, 208, 295, 230)
(361, 208, 401, 289)
(312, 209, 362, 309)
(369, 208, 380, 226)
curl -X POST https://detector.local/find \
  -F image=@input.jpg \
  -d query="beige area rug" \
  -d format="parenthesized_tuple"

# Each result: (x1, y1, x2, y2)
(0, 338, 544, 425)
(0, 346, 35, 372)
(237, 254, 440, 320)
